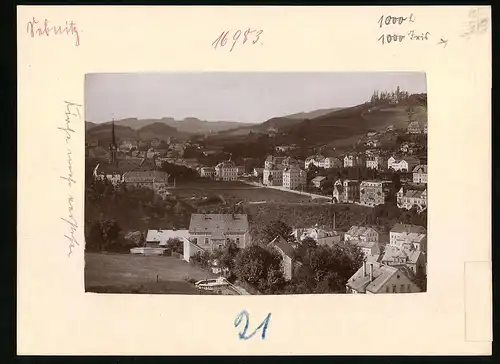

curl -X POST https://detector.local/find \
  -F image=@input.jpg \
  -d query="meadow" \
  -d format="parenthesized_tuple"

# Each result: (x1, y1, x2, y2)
(85, 252, 220, 294)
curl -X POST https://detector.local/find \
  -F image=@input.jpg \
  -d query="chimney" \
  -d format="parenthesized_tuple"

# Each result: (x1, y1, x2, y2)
(369, 263, 374, 282)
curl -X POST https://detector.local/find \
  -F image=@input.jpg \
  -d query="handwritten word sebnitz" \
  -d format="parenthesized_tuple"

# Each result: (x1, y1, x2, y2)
(26, 17, 80, 47)
(378, 14, 416, 28)
(59, 101, 82, 257)
(377, 31, 430, 45)
(234, 310, 271, 340)
(212, 29, 263, 52)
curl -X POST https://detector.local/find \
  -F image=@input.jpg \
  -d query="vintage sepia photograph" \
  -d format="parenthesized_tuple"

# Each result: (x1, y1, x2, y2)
(85, 72, 428, 296)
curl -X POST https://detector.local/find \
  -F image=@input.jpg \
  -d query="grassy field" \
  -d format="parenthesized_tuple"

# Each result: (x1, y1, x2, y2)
(170, 180, 314, 204)
(85, 252, 220, 294)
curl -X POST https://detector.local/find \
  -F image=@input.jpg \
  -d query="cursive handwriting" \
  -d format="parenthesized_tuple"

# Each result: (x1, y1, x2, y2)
(234, 310, 271, 340)
(212, 28, 263, 52)
(59, 101, 82, 257)
(378, 13, 416, 28)
(26, 17, 80, 47)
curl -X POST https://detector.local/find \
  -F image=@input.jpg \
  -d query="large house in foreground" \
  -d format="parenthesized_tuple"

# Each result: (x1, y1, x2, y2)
(188, 214, 251, 252)
(396, 187, 427, 212)
(359, 180, 394, 206)
(215, 160, 238, 181)
(346, 261, 421, 294)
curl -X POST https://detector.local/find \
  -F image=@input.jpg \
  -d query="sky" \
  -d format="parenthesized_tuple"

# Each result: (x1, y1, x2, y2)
(85, 72, 427, 124)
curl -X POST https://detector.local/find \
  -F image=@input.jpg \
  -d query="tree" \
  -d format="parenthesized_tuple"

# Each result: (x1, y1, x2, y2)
(234, 244, 284, 293)
(166, 238, 183, 254)
(262, 220, 293, 243)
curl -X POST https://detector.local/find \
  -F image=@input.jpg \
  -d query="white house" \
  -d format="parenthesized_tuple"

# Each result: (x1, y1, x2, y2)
(412, 164, 428, 184)
(282, 166, 306, 190)
(387, 156, 420, 172)
(215, 160, 238, 181)
(344, 225, 379, 243)
(199, 166, 216, 179)
(344, 153, 365, 167)
(145, 229, 190, 247)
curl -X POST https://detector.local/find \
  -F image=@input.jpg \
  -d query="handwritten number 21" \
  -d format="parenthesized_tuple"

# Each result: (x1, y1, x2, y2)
(234, 310, 271, 340)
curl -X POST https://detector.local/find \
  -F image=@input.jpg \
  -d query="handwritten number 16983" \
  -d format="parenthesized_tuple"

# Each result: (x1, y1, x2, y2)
(212, 28, 263, 51)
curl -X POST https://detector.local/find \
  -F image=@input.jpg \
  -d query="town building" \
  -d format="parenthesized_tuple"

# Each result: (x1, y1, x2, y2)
(311, 176, 327, 189)
(122, 170, 171, 199)
(253, 167, 264, 177)
(263, 168, 283, 186)
(423, 122, 428, 134)
(188, 214, 251, 251)
(388, 156, 420, 172)
(346, 261, 422, 294)
(380, 245, 427, 276)
(396, 187, 427, 212)
(348, 240, 381, 261)
(412, 164, 428, 184)
(344, 225, 380, 243)
(282, 165, 306, 190)
(119, 140, 137, 153)
(292, 226, 344, 246)
(332, 179, 360, 203)
(215, 160, 238, 181)
(305, 155, 341, 169)
(145, 229, 190, 247)
(151, 138, 164, 148)
(268, 236, 297, 281)
(389, 224, 427, 251)
(199, 166, 216, 179)
(344, 153, 365, 167)
(265, 155, 286, 170)
(366, 154, 387, 170)
(236, 166, 246, 176)
(359, 180, 394, 206)
(407, 121, 423, 134)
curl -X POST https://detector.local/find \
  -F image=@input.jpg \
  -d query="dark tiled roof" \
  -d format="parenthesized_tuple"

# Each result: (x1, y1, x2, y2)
(189, 214, 249, 235)
(390, 223, 427, 234)
(269, 236, 295, 259)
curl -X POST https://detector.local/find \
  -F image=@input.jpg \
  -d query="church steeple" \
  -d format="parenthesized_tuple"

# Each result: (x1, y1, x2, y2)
(109, 117, 117, 165)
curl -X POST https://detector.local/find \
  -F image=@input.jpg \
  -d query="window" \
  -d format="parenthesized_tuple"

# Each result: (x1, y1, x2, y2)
(236, 237, 240, 244)
(400, 284, 405, 292)
(407, 284, 411, 292)
(392, 285, 397, 293)
(204, 237, 209, 244)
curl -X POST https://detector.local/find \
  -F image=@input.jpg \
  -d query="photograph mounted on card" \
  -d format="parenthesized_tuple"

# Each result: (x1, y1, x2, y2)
(84, 72, 428, 296)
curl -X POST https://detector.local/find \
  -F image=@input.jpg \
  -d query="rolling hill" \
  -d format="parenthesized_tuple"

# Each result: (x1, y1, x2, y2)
(86, 123, 137, 144)
(94, 117, 253, 134)
(284, 107, 344, 120)
(137, 122, 186, 141)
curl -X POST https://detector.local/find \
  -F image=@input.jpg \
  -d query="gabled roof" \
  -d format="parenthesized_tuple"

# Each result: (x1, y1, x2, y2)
(146, 229, 190, 245)
(391, 223, 426, 235)
(412, 164, 428, 173)
(123, 170, 169, 182)
(311, 176, 327, 183)
(347, 262, 400, 293)
(189, 214, 249, 235)
(346, 225, 378, 237)
(269, 236, 295, 259)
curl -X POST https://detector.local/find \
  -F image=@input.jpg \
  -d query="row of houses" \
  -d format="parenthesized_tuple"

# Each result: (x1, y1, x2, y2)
(130, 213, 426, 294)
(305, 152, 427, 180)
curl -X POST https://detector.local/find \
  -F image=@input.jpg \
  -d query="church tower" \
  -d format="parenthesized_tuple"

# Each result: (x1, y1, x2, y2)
(109, 118, 118, 165)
